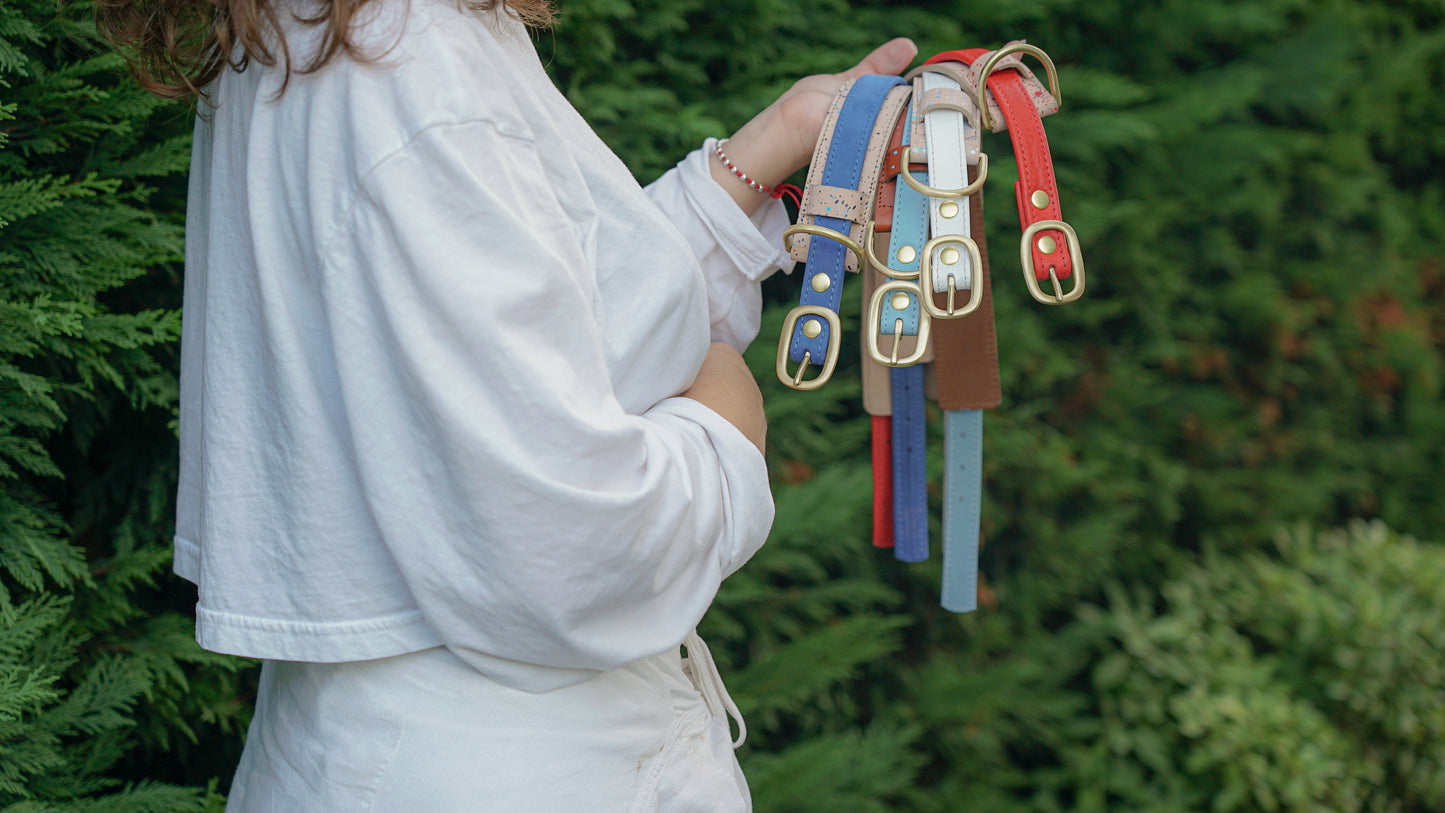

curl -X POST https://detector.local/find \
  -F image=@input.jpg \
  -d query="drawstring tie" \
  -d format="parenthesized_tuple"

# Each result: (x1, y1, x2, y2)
(682, 629, 746, 749)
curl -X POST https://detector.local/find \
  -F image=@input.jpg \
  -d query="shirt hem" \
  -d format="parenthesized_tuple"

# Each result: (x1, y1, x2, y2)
(194, 603, 445, 663)
(174, 534, 201, 584)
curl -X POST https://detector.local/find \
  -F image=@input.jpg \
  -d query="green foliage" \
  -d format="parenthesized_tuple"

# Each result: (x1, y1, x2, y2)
(1019, 522, 1445, 813)
(2, 0, 1442, 808)
(744, 724, 927, 813)
(544, 0, 1445, 809)
(0, 0, 242, 806)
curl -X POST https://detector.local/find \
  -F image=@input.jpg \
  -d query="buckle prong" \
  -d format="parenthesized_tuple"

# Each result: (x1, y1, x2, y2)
(792, 352, 812, 388)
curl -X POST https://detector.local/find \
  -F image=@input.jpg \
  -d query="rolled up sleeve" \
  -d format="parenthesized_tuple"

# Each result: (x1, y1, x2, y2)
(644, 139, 795, 352)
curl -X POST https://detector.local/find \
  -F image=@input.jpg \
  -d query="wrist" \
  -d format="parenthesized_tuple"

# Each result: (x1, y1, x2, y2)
(708, 142, 780, 216)
(708, 107, 807, 215)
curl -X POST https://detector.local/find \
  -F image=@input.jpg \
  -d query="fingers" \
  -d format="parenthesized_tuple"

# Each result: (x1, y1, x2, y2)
(840, 37, 918, 80)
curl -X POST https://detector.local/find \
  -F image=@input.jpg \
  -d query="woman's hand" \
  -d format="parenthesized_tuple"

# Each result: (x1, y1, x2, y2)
(682, 342, 767, 455)
(709, 38, 919, 214)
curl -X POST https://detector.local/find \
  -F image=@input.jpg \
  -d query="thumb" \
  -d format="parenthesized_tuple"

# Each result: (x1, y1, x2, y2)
(840, 37, 918, 80)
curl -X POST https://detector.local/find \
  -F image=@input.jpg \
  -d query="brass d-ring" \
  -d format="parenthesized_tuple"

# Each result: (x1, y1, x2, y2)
(975, 42, 1061, 132)
(783, 224, 864, 261)
(862, 219, 920, 280)
(783, 223, 866, 271)
(897, 146, 988, 199)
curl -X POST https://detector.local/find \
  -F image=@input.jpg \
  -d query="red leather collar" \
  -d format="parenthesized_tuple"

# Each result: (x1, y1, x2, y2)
(924, 48, 1083, 303)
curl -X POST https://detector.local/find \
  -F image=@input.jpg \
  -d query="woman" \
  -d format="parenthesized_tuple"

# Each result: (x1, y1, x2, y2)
(101, 0, 914, 807)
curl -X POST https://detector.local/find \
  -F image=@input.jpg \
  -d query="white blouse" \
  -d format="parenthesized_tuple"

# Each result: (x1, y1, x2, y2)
(174, 0, 792, 692)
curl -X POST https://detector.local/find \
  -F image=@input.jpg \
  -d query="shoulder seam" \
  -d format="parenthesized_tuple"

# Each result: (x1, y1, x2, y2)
(317, 118, 536, 263)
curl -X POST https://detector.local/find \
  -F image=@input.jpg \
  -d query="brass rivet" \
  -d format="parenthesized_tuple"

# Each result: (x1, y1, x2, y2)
(941, 247, 961, 265)
(810, 273, 831, 293)
(1031, 190, 1050, 210)
(896, 245, 917, 265)
(939, 201, 960, 219)
(1037, 235, 1057, 254)
(890, 292, 912, 311)
(802, 319, 822, 339)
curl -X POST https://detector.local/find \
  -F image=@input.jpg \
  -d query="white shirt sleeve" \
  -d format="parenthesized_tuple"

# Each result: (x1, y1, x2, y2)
(643, 139, 795, 352)
(317, 119, 774, 688)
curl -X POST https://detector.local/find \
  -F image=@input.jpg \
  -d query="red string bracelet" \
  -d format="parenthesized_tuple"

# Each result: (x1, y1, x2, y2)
(714, 139, 802, 207)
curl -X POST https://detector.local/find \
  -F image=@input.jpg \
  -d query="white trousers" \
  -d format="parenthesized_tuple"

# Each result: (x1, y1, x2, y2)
(226, 642, 751, 812)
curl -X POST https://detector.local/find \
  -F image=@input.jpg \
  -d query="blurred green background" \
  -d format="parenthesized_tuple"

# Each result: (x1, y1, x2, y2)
(2, 0, 1443, 809)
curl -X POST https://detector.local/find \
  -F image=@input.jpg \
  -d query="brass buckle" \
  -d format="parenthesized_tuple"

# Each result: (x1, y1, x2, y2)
(777, 306, 843, 390)
(919, 234, 984, 319)
(862, 219, 920, 280)
(974, 42, 1062, 132)
(777, 224, 866, 388)
(865, 281, 932, 367)
(1020, 220, 1084, 304)
(897, 145, 987, 199)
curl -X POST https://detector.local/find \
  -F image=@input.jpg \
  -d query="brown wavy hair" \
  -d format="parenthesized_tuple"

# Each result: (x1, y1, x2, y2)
(96, 0, 556, 100)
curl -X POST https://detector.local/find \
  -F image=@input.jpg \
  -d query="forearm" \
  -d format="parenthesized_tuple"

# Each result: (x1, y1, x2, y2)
(681, 342, 767, 455)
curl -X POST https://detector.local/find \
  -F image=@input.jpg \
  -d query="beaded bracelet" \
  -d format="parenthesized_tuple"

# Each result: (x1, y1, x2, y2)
(715, 139, 802, 204)
(714, 139, 772, 194)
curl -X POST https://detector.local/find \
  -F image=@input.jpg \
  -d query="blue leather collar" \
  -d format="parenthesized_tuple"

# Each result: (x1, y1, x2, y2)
(785, 74, 907, 382)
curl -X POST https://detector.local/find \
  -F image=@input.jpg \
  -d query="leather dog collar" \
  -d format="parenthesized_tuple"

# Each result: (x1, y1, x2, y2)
(926, 43, 1085, 304)
(777, 74, 910, 390)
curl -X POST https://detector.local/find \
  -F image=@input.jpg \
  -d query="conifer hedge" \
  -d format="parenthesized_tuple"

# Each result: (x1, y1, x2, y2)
(1, 0, 1442, 809)
(547, 0, 1445, 808)
(1, 0, 242, 805)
